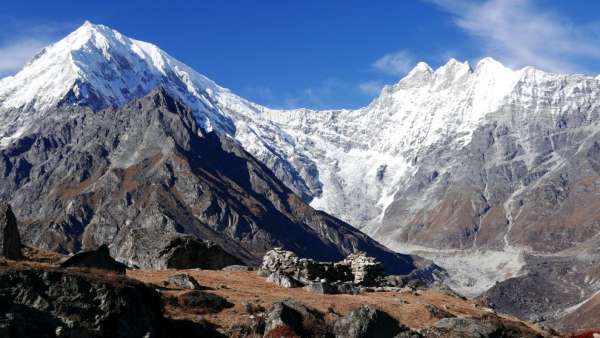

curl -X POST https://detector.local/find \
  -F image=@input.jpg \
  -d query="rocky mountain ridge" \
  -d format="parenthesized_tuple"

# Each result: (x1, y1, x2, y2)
(1, 22, 600, 329)
(0, 87, 420, 275)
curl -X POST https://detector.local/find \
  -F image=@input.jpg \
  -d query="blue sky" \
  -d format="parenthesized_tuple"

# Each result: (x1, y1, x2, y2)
(2, 0, 600, 109)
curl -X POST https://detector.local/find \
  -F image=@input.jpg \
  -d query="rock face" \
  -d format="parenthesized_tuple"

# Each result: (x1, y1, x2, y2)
(0, 88, 417, 275)
(0, 267, 163, 338)
(420, 315, 544, 338)
(0, 202, 21, 260)
(156, 236, 242, 270)
(333, 305, 405, 338)
(264, 300, 326, 338)
(60, 244, 127, 274)
(480, 252, 600, 327)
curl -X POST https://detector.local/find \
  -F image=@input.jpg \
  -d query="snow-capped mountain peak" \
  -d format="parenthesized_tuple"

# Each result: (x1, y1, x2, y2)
(0, 21, 231, 138)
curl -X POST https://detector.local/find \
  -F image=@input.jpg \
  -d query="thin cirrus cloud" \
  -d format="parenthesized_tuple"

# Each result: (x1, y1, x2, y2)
(427, 0, 600, 74)
(371, 50, 415, 76)
(358, 81, 385, 96)
(0, 20, 75, 77)
(0, 38, 51, 76)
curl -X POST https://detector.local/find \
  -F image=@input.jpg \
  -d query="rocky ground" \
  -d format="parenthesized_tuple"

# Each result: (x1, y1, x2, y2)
(0, 243, 556, 338)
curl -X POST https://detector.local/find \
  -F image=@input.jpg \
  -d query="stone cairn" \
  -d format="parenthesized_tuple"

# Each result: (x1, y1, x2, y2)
(260, 248, 390, 294)
(261, 247, 353, 284)
(340, 251, 385, 285)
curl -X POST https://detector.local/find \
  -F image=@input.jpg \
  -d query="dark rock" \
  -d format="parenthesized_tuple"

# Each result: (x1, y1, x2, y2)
(227, 316, 266, 337)
(163, 318, 226, 338)
(333, 305, 404, 338)
(176, 290, 233, 314)
(157, 236, 243, 270)
(0, 202, 22, 260)
(333, 281, 361, 295)
(60, 244, 127, 274)
(420, 316, 543, 338)
(166, 273, 203, 290)
(0, 267, 163, 338)
(266, 271, 303, 288)
(382, 275, 407, 288)
(264, 300, 326, 337)
(394, 331, 423, 338)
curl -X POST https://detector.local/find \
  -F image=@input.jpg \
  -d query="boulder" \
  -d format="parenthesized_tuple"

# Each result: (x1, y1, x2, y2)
(0, 202, 22, 260)
(60, 244, 127, 274)
(425, 304, 456, 320)
(166, 273, 203, 290)
(0, 267, 163, 337)
(157, 236, 243, 270)
(175, 290, 233, 314)
(394, 331, 424, 338)
(333, 305, 404, 338)
(266, 271, 303, 288)
(303, 281, 337, 294)
(264, 300, 326, 337)
(340, 252, 384, 286)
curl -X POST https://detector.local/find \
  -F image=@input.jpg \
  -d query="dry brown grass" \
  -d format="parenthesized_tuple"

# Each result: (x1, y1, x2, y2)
(127, 268, 546, 334)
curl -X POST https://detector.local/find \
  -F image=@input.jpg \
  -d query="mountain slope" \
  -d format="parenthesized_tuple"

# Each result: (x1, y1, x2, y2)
(0, 87, 418, 273)
(2, 21, 600, 328)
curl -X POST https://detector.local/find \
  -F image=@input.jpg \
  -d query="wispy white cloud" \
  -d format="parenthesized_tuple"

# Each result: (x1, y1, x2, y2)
(428, 0, 600, 73)
(358, 81, 385, 96)
(0, 39, 50, 76)
(0, 20, 75, 77)
(372, 50, 414, 76)
(244, 78, 382, 110)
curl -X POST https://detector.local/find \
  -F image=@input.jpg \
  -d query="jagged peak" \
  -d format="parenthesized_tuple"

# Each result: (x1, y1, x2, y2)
(408, 62, 433, 75)
(396, 62, 433, 86)
(475, 57, 503, 69)
(434, 58, 471, 76)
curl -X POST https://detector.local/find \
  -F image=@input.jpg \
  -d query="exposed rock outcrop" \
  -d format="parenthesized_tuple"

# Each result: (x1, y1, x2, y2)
(0, 267, 163, 337)
(59, 244, 127, 274)
(156, 236, 243, 270)
(165, 273, 203, 290)
(266, 271, 303, 288)
(0, 202, 21, 260)
(333, 305, 408, 338)
(420, 315, 545, 338)
(170, 290, 233, 314)
(264, 300, 327, 338)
